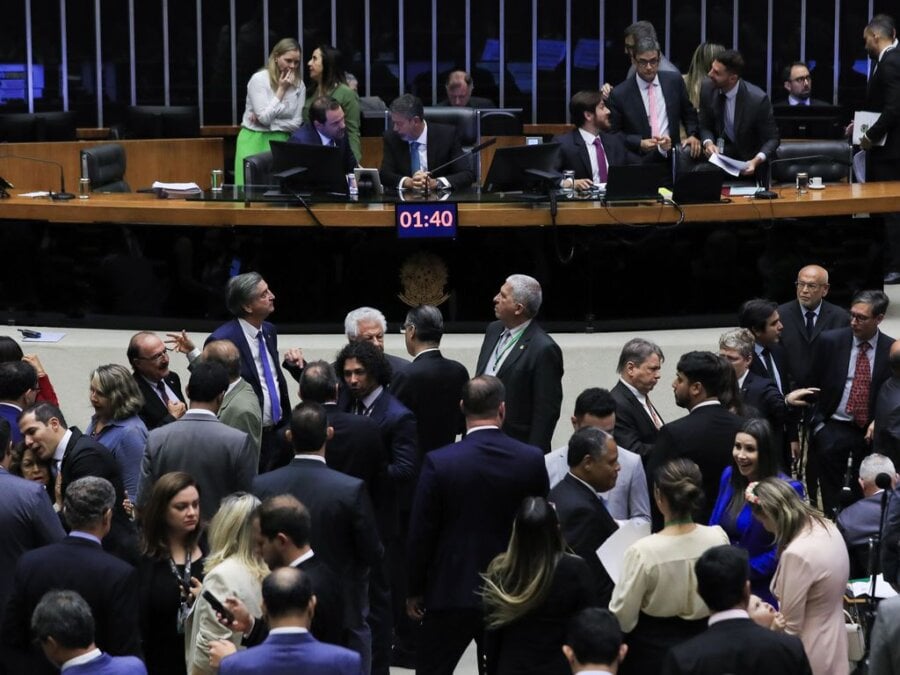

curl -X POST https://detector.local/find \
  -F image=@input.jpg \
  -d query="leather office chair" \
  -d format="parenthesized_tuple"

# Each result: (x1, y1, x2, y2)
(423, 105, 480, 181)
(80, 143, 130, 192)
(243, 151, 274, 187)
(478, 108, 524, 136)
(360, 96, 390, 136)
(771, 139, 853, 184)
(0, 113, 37, 142)
(126, 105, 200, 138)
(35, 111, 77, 141)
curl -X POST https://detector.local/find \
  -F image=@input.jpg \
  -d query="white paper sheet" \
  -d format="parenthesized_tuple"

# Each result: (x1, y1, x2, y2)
(597, 520, 651, 585)
(708, 153, 749, 177)
(853, 111, 887, 146)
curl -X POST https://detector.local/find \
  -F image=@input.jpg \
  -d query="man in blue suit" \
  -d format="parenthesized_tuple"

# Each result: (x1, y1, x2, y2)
(219, 567, 360, 675)
(206, 272, 295, 471)
(554, 90, 641, 191)
(31, 590, 146, 675)
(289, 96, 358, 174)
(406, 375, 549, 675)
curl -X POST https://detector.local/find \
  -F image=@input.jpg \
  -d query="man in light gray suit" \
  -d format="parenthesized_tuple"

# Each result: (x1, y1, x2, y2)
(136, 361, 256, 522)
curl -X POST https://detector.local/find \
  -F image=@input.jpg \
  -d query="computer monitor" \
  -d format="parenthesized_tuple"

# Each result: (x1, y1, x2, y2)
(483, 142, 561, 192)
(269, 140, 348, 195)
(774, 104, 845, 139)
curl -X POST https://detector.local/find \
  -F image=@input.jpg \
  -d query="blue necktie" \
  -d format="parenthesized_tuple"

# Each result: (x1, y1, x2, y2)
(410, 141, 421, 172)
(256, 330, 281, 425)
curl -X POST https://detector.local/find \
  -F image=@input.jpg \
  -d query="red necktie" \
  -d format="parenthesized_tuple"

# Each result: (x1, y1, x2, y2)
(847, 342, 871, 427)
(593, 137, 608, 182)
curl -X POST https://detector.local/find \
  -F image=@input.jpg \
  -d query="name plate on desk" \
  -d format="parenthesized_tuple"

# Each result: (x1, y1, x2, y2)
(395, 202, 457, 239)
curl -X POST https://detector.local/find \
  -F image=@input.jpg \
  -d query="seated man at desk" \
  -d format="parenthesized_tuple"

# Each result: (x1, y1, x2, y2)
(554, 90, 640, 191)
(775, 62, 831, 107)
(379, 94, 474, 192)
(289, 95, 358, 174)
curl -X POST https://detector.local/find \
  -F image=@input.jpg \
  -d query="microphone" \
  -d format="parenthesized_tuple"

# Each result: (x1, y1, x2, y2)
(754, 153, 846, 200)
(425, 137, 498, 178)
(0, 151, 74, 200)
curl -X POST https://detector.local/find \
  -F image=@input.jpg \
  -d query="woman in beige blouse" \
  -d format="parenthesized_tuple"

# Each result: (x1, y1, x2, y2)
(748, 477, 849, 675)
(610, 459, 729, 675)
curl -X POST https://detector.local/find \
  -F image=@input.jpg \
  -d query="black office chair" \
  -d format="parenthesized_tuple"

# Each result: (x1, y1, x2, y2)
(126, 105, 200, 138)
(80, 143, 130, 192)
(35, 111, 77, 141)
(423, 106, 480, 181)
(478, 108, 524, 136)
(243, 151, 274, 187)
(771, 139, 853, 185)
(0, 113, 37, 142)
(360, 96, 389, 136)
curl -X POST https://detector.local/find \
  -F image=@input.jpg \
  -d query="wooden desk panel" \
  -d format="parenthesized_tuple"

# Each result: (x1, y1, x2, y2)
(0, 138, 223, 193)
(0, 182, 895, 228)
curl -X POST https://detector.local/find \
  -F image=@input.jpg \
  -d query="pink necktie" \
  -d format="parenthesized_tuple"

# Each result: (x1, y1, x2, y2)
(647, 82, 660, 138)
(593, 137, 608, 182)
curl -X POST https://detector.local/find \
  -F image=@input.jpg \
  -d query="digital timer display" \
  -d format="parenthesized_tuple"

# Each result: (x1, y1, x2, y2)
(395, 202, 458, 239)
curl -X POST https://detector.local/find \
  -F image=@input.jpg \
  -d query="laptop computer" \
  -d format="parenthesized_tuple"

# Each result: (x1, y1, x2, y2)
(671, 171, 726, 204)
(602, 164, 668, 204)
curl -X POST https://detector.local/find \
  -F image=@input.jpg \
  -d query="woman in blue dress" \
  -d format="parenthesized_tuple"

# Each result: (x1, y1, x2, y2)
(709, 417, 804, 604)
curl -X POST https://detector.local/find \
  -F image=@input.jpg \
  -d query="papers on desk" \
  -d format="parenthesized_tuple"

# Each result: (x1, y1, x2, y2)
(708, 153, 749, 177)
(848, 574, 898, 599)
(597, 520, 651, 585)
(853, 111, 886, 146)
(728, 186, 763, 197)
(18, 191, 51, 198)
(151, 181, 202, 195)
(21, 332, 65, 343)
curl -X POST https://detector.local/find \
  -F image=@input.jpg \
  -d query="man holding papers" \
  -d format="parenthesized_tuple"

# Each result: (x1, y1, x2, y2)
(698, 49, 779, 179)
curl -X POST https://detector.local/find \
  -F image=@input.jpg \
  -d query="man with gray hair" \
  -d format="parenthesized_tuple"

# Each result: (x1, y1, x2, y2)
(344, 306, 410, 380)
(1, 477, 140, 673)
(838, 453, 897, 557)
(379, 93, 474, 192)
(206, 272, 296, 470)
(31, 590, 146, 674)
(475, 274, 563, 451)
(611, 338, 665, 462)
(549, 427, 620, 605)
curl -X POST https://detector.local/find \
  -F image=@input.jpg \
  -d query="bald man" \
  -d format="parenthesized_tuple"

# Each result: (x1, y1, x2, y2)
(201, 339, 263, 457)
(438, 70, 495, 108)
(874, 341, 900, 467)
(777, 265, 850, 388)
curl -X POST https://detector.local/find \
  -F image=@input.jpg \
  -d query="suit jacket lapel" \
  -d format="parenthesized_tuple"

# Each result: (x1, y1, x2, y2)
(496, 324, 533, 375)
(233, 320, 262, 391)
(733, 81, 746, 140)
(627, 79, 651, 137)
(477, 323, 503, 374)
(573, 131, 593, 178)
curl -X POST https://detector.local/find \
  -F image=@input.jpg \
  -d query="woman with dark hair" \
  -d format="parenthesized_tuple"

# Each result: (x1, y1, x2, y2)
(749, 477, 849, 675)
(85, 364, 149, 500)
(304, 44, 361, 162)
(234, 38, 305, 186)
(481, 496, 596, 675)
(137, 471, 205, 675)
(8, 441, 58, 508)
(709, 418, 804, 604)
(609, 459, 729, 675)
(0, 336, 59, 406)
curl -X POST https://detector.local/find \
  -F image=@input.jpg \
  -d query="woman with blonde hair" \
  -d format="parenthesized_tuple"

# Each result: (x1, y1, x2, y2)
(610, 459, 729, 675)
(748, 477, 849, 675)
(233, 38, 306, 185)
(185, 492, 268, 674)
(85, 363, 148, 500)
(683, 42, 725, 108)
(481, 496, 596, 675)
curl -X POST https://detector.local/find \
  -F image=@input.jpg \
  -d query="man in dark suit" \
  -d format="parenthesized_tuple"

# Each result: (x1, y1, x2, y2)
(662, 546, 811, 674)
(775, 62, 831, 107)
(207, 272, 295, 471)
(406, 375, 548, 675)
(699, 49, 779, 179)
(18, 402, 136, 564)
(379, 94, 473, 191)
(393, 304, 469, 455)
(875, 340, 900, 464)
(219, 568, 361, 675)
(0, 417, 65, 647)
(554, 90, 640, 191)
(1, 477, 140, 675)
(127, 331, 186, 430)
(475, 274, 563, 452)
(562, 608, 627, 674)
(860, 16, 900, 284)
(550, 427, 620, 605)
(608, 37, 701, 162)
(438, 70, 496, 108)
(611, 338, 666, 462)
(0, 361, 39, 444)
(30, 590, 147, 675)
(809, 289, 894, 515)
(136, 361, 257, 522)
(252, 402, 383, 675)
(288, 95, 357, 174)
(777, 265, 850, 389)
(649, 351, 743, 527)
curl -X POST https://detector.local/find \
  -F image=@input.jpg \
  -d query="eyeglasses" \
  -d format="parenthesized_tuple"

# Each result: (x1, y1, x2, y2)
(135, 347, 173, 362)
(794, 281, 822, 291)
(636, 57, 660, 68)
(790, 75, 811, 83)
(850, 312, 874, 323)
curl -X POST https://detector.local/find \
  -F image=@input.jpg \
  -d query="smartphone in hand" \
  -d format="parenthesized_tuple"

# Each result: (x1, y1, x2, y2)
(202, 590, 235, 623)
